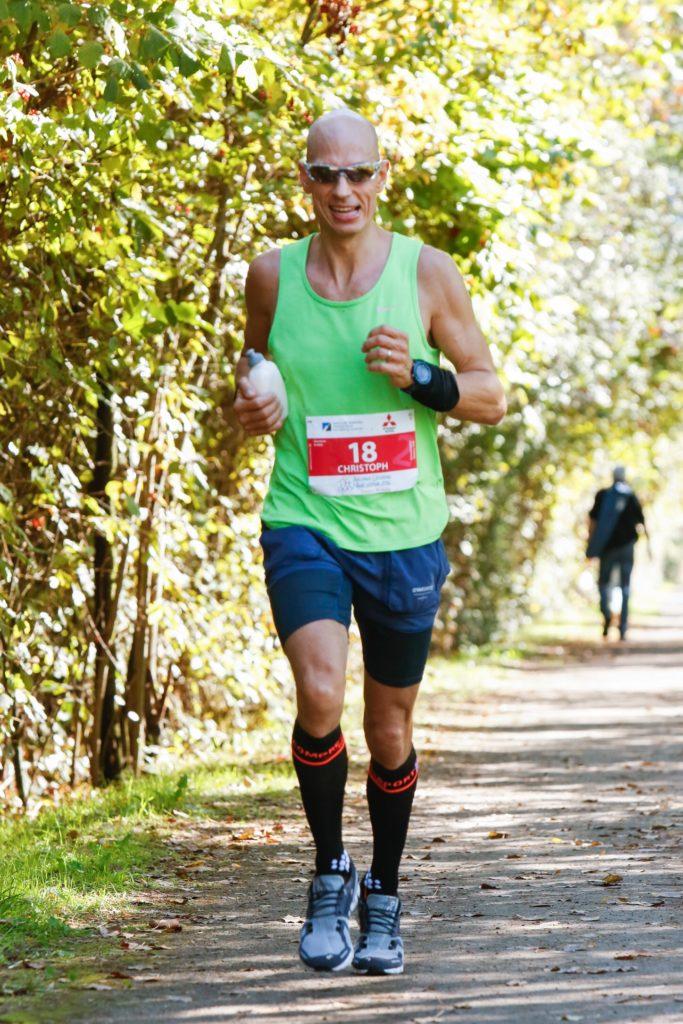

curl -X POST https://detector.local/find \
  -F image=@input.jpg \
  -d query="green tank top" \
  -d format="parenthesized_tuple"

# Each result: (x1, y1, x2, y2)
(261, 230, 449, 552)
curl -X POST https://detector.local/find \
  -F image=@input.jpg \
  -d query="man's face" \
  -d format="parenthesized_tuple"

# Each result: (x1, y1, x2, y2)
(298, 141, 389, 235)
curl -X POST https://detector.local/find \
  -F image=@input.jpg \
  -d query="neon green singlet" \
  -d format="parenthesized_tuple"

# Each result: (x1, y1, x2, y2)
(261, 230, 449, 552)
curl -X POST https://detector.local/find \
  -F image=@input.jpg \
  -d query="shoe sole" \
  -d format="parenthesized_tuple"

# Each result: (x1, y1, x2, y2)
(352, 962, 404, 975)
(301, 948, 355, 972)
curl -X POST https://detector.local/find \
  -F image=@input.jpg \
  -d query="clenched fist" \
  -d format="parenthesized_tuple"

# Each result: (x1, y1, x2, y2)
(233, 376, 284, 437)
(362, 324, 413, 390)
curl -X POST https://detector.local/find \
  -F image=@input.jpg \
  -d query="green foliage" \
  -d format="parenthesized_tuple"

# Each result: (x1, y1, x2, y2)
(0, 0, 681, 803)
(0, 756, 295, 965)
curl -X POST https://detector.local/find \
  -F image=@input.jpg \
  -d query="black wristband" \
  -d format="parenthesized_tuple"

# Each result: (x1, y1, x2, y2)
(401, 365, 460, 412)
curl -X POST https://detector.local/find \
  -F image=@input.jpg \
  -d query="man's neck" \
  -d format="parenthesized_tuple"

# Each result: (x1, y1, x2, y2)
(311, 223, 391, 291)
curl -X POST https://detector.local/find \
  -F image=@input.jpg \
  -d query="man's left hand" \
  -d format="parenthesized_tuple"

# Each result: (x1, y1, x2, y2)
(362, 325, 412, 389)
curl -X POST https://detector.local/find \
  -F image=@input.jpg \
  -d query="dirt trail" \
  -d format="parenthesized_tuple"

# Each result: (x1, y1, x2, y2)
(59, 594, 683, 1023)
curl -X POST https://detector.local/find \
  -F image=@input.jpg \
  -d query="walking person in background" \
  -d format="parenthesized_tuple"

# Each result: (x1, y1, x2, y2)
(587, 465, 650, 641)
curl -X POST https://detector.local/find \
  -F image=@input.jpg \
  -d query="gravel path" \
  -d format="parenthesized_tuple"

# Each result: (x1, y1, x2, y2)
(65, 592, 683, 1024)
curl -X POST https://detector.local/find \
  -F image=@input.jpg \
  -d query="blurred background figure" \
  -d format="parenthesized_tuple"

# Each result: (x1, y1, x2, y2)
(587, 466, 650, 641)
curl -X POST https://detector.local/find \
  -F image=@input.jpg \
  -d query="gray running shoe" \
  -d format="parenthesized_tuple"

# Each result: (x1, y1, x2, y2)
(353, 886, 404, 975)
(299, 859, 359, 971)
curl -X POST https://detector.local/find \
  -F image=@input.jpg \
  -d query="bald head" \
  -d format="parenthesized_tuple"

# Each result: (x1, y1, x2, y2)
(306, 108, 380, 163)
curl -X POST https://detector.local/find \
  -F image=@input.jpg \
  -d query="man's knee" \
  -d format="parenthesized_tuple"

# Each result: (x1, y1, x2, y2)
(295, 658, 345, 734)
(364, 710, 413, 767)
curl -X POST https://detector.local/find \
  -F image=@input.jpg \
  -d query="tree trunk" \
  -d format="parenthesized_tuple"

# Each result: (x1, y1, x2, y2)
(89, 376, 118, 785)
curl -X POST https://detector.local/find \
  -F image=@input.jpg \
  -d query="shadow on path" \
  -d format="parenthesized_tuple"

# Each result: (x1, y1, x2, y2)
(26, 596, 683, 1024)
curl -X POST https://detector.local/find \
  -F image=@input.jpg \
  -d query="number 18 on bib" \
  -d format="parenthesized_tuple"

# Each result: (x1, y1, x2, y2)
(306, 410, 418, 497)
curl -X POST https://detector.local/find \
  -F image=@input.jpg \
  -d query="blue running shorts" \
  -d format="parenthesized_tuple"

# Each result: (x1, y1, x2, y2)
(259, 522, 450, 687)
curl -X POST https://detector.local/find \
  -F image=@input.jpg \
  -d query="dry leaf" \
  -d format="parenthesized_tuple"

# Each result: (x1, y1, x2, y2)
(487, 831, 509, 839)
(233, 828, 256, 841)
(601, 873, 623, 886)
(149, 917, 182, 932)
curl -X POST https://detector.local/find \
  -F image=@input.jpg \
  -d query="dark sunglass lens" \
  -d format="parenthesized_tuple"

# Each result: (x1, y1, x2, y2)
(310, 165, 338, 183)
(346, 166, 376, 183)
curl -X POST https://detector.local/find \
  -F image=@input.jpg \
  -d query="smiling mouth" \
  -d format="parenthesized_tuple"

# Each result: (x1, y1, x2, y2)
(330, 205, 361, 214)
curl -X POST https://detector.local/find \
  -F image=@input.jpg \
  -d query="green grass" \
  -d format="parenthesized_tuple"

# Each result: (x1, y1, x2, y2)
(0, 756, 297, 975)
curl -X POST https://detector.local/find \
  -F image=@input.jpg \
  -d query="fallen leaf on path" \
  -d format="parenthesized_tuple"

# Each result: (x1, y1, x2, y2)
(480, 882, 499, 890)
(549, 965, 636, 975)
(108, 969, 134, 979)
(149, 917, 182, 932)
(614, 951, 654, 960)
(233, 828, 256, 841)
(119, 940, 152, 951)
(487, 831, 509, 839)
(601, 873, 623, 886)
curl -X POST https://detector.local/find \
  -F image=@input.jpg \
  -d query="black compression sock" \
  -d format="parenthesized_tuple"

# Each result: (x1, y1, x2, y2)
(291, 720, 349, 876)
(366, 746, 418, 896)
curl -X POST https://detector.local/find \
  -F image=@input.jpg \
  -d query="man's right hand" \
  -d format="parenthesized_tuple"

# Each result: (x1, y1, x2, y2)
(233, 376, 284, 436)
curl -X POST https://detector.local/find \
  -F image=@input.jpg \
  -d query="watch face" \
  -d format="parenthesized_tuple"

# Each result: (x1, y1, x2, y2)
(414, 361, 432, 385)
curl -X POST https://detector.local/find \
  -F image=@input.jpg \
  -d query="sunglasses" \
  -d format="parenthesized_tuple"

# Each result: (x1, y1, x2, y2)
(302, 160, 385, 184)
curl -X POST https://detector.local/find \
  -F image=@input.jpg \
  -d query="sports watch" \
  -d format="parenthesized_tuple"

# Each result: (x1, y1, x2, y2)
(401, 359, 433, 394)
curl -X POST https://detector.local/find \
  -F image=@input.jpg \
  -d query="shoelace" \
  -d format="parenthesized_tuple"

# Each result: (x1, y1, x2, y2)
(310, 887, 343, 919)
(365, 903, 398, 935)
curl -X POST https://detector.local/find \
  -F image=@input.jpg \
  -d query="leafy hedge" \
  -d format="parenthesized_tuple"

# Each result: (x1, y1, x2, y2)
(1, 0, 681, 805)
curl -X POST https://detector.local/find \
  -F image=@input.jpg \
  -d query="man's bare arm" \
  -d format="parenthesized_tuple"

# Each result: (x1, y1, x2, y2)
(232, 249, 284, 436)
(234, 249, 280, 389)
(421, 247, 506, 425)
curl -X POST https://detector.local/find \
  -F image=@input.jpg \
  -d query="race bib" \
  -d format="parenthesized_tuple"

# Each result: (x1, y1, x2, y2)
(306, 410, 418, 497)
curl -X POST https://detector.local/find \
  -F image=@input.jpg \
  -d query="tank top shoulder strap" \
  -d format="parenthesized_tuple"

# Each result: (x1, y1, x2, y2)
(277, 234, 310, 295)
(268, 236, 310, 349)
(383, 231, 432, 355)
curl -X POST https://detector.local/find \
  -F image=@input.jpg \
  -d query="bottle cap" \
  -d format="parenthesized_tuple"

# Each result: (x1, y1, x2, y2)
(246, 349, 265, 368)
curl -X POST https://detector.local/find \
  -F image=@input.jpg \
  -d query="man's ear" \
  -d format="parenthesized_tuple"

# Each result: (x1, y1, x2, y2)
(298, 160, 312, 194)
(377, 158, 390, 194)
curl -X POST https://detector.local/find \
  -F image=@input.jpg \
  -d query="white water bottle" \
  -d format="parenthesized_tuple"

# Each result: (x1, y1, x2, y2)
(245, 349, 288, 420)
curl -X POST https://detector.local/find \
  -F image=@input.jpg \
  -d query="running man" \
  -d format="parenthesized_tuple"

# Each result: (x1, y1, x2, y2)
(233, 108, 506, 975)
(587, 465, 649, 641)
